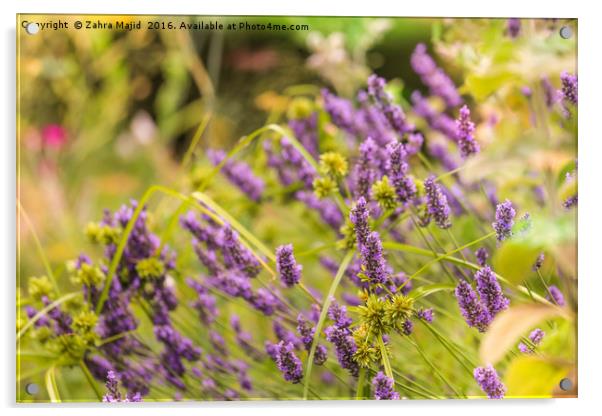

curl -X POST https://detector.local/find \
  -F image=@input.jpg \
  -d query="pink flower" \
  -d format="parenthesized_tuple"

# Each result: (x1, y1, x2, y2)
(41, 124, 67, 149)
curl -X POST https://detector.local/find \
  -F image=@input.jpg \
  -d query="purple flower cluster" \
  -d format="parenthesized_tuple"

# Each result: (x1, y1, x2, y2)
(493, 200, 516, 241)
(324, 301, 359, 377)
(352, 137, 378, 200)
(276, 244, 302, 287)
(507, 18, 521, 38)
(295, 190, 344, 230)
(473, 366, 506, 399)
(372, 371, 400, 400)
(296, 313, 327, 365)
(265, 137, 317, 189)
(518, 328, 545, 354)
(367, 75, 414, 135)
(416, 308, 434, 323)
(475, 247, 489, 267)
(455, 266, 508, 332)
(455, 105, 480, 158)
(186, 277, 218, 325)
(182, 211, 288, 319)
(532, 252, 545, 271)
(321, 88, 357, 134)
(411, 91, 458, 140)
(350, 197, 371, 248)
(475, 266, 509, 316)
(386, 140, 417, 206)
(411, 43, 462, 108)
(560, 71, 578, 106)
(289, 113, 319, 158)
(103, 370, 142, 403)
(547, 285, 566, 306)
(455, 280, 491, 332)
(207, 149, 265, 202)
(273, 341, 303, 384)
(84, 201, 200, 394)
(361, 231, 389, 285)
(423, 175, 452, 229)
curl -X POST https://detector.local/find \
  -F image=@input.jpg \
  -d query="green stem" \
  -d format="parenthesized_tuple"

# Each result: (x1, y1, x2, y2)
(302, 250, 354, 400)
(355, 367, 366, 400)
(377, 336, 394, 381)
(79, 360, 104, 401)
(181, 111, 213, 168)
(17, 201, 60, 294)
(409, 336, 466, 398)
(391, 369, 442, 399)
(45, 366, 61, 403)
(420, 320, 478, 371)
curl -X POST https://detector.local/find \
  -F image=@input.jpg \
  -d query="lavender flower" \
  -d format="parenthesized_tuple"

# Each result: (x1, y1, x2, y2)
(455, 280, 491, 332)
(103, 370, 142, 402)
(321, 88, 357, 134)
(560, 71, 578, 105)
(276, 244, 302, 287)
(412, 91, 458, 140)
(532, 252, 545, 271)
(456, 105, 480, 158)
(563, 195, 577, 209)
(493, 200, 516, 241)
(324, 301, 359, 377)
(507, 18, 521, 38)
(475, 266, 509, 317)
(423, 175, 452, 229)
(547, 285, 566, 306)
(474, 366, 506, 399)
(295, 190, 343, 230)
(353, 137, 378, 200)
(372, 371, 400, 400)
(475, 248, 489, 267)
(391, 272, 412, 295)
(367, 75, 413, 135)
(327, 301, 353, 328)
(297, 314, 327, 365)
(428, 142, 459, 173)
(207, 149, 265, 201)
(519, 328, 546, 354)
(249, 288, 281, 316)
(289, 113, 319, 158)
(222, 227, 261, 278)
(186, 277, 218, 325)
(361, 232, 389, 285)
(529, 328, 545, 345)
(411, 43, 462, 108)
(386, 140, 416, 205)
(541, 76, 557, 108)
(350, 197, 371, 248)
(416, 308, 434, 323)
(401, 319, 414, 335)
(274, 341, 303, 384)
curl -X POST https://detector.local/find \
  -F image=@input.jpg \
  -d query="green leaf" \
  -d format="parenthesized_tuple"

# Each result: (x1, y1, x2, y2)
(461, 71, 519, 101)
(505, 356, 569, 398)
(492, 241, 542, 286)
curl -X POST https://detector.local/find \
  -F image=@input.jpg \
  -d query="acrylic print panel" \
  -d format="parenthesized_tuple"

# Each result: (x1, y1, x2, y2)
(16, 15, 577, 402)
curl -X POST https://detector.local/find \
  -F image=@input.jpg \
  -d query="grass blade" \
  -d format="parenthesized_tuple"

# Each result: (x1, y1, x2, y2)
(45, 366, 61, 403)
(303, 250, 353, 400)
